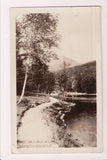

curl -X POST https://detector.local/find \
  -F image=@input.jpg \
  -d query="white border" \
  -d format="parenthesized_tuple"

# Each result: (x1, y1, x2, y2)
(0, 0, 107, 160)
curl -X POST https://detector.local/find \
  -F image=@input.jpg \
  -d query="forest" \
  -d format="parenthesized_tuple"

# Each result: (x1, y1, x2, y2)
(56, 61, 96, 94)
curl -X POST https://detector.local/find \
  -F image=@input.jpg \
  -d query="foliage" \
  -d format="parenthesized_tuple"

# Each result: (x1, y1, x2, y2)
(56, 61, 96, 93)
(57, 61, 68, 92)
(16, 13, 59, 96)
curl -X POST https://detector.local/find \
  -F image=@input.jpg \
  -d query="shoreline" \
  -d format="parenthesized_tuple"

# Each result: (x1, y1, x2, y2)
(43, 97, 84, 147)
(17, 95, 84, 148)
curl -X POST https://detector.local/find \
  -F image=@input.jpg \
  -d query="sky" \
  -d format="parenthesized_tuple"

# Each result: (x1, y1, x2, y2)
(16, 7, 101, 64)
(56, 7, 101, 63)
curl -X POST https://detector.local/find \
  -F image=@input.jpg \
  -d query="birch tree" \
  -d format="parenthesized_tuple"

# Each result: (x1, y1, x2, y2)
(16, 13, 59, 104)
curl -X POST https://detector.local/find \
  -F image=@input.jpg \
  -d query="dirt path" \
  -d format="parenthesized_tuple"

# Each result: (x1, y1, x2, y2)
(18, 97, 59, 148)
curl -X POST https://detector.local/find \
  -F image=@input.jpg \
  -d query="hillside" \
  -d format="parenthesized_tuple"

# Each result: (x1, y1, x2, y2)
(56, 61, 96, 93)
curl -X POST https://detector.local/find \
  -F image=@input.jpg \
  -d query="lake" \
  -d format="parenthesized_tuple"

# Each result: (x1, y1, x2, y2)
(65, 102, 96, 147)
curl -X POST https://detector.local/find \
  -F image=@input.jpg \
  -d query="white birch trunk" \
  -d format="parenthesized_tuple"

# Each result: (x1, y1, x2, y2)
(17, 70, 28, 104)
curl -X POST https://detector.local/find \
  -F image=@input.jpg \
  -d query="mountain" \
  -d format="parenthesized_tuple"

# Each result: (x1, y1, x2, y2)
(48, 55, 80, 72)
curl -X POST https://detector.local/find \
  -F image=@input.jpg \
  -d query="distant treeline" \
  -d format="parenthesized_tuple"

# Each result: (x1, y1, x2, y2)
(17, 60, 96, 95)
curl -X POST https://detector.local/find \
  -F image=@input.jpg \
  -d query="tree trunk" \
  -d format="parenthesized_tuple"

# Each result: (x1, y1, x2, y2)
(17, 71, 28, 104)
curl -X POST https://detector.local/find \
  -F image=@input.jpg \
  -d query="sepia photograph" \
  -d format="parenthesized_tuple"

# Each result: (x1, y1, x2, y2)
(10, 7, 102, 153)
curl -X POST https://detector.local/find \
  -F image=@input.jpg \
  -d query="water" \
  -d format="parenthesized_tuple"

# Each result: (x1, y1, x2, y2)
(65, 102, 96, 147)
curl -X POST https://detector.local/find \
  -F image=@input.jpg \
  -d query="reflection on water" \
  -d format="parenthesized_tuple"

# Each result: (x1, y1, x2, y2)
(65, 102, 96, 147)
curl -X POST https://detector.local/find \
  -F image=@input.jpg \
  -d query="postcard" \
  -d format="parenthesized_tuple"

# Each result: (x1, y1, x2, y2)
(10, 7, 102, 154)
